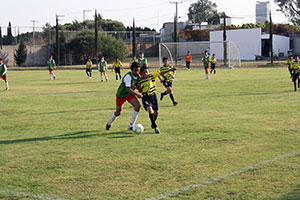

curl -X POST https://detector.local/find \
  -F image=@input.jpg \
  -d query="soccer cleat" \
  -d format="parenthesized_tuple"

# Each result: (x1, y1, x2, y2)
(160, 93, 164, 101)
(154, 127, 160, 134)
(5, 88, 9, 91)
(173, 102, 178, 106)
(101, 80, 103, 82)
(53, 76, 56, 79)
(106, 123, 111, 131)
(128, 125, 133, 131)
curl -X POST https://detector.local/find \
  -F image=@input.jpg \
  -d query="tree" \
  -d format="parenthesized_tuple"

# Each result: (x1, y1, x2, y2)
(14, 39, 27, 66)
(4, 22, 13, 45)
(94, 10, 98, 59)
(188, 0, 218, 28)
(275, 0, 300, 26)
(132, 18, 136, 56)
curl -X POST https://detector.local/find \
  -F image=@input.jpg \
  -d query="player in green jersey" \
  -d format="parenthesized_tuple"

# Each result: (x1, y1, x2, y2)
(98, 56, 108, 82)
(202, 51, 210, 80)
(138, 66, 176, 134)
(85, 57, 93, 78)
(138, 52, 147, 68)
(0, 58, 9, 90)
(291, 55, 300, 92)
(47, 55, 56, 80)
(106, 62, 142, 131)
(159, 57, 178, 106)
(287, 55, 294, 78)
(112, 57, 123, 82)
(210, 54, 217, 75)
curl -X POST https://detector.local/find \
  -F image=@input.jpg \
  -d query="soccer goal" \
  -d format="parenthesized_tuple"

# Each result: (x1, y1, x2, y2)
(159, 41, 241, 68)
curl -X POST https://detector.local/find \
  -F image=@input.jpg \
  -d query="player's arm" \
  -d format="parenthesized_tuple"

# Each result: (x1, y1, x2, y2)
(53, 60, 57, 69)
(124, 75, 142, 98)
(112, 63, 114, 71)
(120, 61, 123, 70)
(158, 67, 176, 76)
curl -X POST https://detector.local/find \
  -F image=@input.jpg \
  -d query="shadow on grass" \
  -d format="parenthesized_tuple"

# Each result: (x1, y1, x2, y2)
(0, 130, 99, 145)
(278, 185, 300, 200)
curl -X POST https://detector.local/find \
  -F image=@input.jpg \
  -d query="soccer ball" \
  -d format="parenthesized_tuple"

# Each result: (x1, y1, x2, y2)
(133, 124, 144, 134)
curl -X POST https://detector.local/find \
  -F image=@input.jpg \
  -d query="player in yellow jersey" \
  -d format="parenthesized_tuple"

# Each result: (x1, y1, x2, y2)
(112, 57, 123, 82)
(210, 54, 217, 75)
(138, 66, 176, 134)
(286, 55, 294, 78)
(291, 55, 300, 92)
(159, 57, 178, 106)
(85, 57, 93, 78)
(129, 55, 137, 67)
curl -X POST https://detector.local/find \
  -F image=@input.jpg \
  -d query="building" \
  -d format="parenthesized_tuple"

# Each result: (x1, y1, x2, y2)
(256, 1, 270, 24)
(210, 28, 290, 60)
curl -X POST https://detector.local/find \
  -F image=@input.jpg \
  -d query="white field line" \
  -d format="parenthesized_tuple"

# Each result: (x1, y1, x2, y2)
(147, 149, 300, 200)
(0, 190, 65, 200)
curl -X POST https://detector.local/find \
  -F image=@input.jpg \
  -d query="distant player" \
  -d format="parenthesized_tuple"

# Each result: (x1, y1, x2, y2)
(159, 57, 178, 106)
(138, 66, 176, 134)
(202, 51, 210, 80)
(0, 58, 9, 90)
(287, 55, 294, 78)
(106, 62, 141, 131)
(48, 55, 56, 80)
(138, 52, 147, 72)
(210, 53, 217, 75)
(98, 56, 108, 82)
(112, 57, 123, 82)
(185, 51, 192, 70)
(85, 57, 93, 78)
(129, 55, 138, 66)
(291, 55, 300, 92)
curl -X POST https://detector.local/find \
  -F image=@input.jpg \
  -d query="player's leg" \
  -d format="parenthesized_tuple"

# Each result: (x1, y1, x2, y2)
(100, 71, 104, 82)
(49, 70, 52, 80)
(4, 79, 8, 90)
(118, 71, 122, 80)
(128, 96, 140, 130)
(167, 86, 178, 106)
(89, 68, 92, 78)
(104, 71, 108, 81)
(205, 67, 209, 80)
(293, 74, 297, 91)
(160, 81, 168, 101)
(86, 69, 90, 77)
(106, 95, 126, 130)
(52, 70, 56, 79)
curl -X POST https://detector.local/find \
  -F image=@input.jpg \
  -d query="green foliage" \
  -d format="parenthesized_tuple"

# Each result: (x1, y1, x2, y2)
(275, 0, 300, 26)
(14, 39, 27, 66)
(188, 0, 218, 26)
(3, 22, 14, 45)
(68, 30, 127, 63)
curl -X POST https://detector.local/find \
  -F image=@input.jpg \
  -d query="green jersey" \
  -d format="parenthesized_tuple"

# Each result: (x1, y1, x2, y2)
(138, 57, 147, 68)
(0, 64, 7, 78)
(159, 64, 175, 82)
(116, 72, 140, 98)
(99, 60, 107, 72)
(202, 55, 210, 67)
(48, 59, 55, 69)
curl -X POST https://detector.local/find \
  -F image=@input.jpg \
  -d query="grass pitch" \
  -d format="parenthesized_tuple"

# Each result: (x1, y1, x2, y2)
(1, 67, 300, 200)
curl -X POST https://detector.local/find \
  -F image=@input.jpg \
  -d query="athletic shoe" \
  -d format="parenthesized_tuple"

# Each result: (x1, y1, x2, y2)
(173, 102, 178, 106)
(106, 124, 111, 131)
(101, 80, 103, 82)
(128, 126, 133, 131)
(154, 127, 160, 134)
(5, 88, 9, 91)
(160, 93, 164, 101)
(53, 76, 56, 79)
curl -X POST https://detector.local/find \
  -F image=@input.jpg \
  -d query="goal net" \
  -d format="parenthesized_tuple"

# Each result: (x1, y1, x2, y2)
(159, 41, 241, 68)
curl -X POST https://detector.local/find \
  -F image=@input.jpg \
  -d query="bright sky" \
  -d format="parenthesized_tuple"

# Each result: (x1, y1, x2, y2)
(0, 0, 289, 34)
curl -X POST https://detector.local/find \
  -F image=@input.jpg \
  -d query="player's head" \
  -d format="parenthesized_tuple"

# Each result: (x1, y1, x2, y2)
(212, 53, 216, 57)
(100, 56, 104, 60)
(140, 66, 149, 78)
(139, 52, 144, 58)
(0, 58, 3, 64)
(187, 51, 190, 54)
(133, 55, 136, 60)
(130, 62, 140, 76)
(116, 57, 119, 61)
(88, 57, 91, 61)
(50, 55, 53, 59)
(204, 51, 208, 56)
(294, 55, 299, 61)
(289, 55, 293, 59)
(163, 57, 169, 66)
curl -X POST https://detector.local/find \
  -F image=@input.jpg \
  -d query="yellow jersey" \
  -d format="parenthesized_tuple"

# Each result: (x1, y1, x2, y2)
(113, 60, 122, 68)
(159, 64, 175, 82)
(138, 71, 160, 96)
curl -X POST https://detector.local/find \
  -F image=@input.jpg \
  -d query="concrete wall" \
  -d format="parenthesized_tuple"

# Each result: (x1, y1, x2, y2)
(210, 28, 262, 60)
(0, 45, 50, 66)
(262, 34, 290, 57)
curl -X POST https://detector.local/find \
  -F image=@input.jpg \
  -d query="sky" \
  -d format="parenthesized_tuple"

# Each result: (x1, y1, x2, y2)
(0, 0, 289, 34)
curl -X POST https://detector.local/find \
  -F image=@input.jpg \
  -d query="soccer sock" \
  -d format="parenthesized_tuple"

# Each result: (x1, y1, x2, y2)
(119, 74, 122, 80)
(5, 81, 8, 89)
(52, 72, 56, 77)
(154, 114, 158, 121)
(105, 74, 108, 80)
(294, 82, 297, 91)
(149, 114, 157, 128)
(49, 74, 52, 79)
(210, 69, 212, 74)
(206, 74, 209, 80)
(107, 112, 117, 126)
(116, 75, 118, 80)
(214, 70, 216, 74)
(129, 110, 139, 127)
(162, 91, 167, 97)
(86, 71, 89, 76)
(169, 93, 176, 104)
(101, 75, 103, 81)
(90, 72, 92, 77)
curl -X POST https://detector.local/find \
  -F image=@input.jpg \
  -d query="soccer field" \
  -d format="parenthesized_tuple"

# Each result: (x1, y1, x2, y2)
(1, 68, 300, 200)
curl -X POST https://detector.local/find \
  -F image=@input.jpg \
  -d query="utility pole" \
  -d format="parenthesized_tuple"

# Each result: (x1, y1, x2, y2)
(170, 1, 183, 66)
(56, 14, 64, 66)
(132, 17, 136, 57)
(269, 10, 273, 64)
(31, 20, 37, 65)
(94, 9, 98, 60)
(223, 13, 227, 67)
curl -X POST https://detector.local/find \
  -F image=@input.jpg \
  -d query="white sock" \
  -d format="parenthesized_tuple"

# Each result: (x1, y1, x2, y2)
(129, 110, 139, 127)
(5, 81, 8, 89)
(206, 74, 209, 80)
(107, 112, 117, 126)
(101, 75, 103, 81)
(105, 74, 108, 80)
(49, 74, 52, 79)
(52, 72, 56, 77)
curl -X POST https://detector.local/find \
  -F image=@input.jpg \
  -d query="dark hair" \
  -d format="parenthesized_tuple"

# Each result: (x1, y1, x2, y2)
(116, 57, 119, 59)
(130, 62, 140, 70)
(140, 66, 148, 73)
(163, 57, 168, 62)
(187, 51, 190, 53)
(294, 55, 299, 59)
(204, 51, 208, 54)
(212, 54, 215, 56)
(140, 52, 144, 54)
(0, 58, 3, 61)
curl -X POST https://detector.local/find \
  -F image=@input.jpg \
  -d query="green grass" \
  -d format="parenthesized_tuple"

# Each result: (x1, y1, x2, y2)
(1, 68, 300, 200)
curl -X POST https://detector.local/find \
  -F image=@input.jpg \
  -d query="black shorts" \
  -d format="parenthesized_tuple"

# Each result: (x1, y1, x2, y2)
(292, 73, 300, 82)
(115, 67, 121, 74)
(163, 80, 173, 88)
(142, 93, 159, 111)
(86, 68, 91, 72)
(211, 63, 216, 69)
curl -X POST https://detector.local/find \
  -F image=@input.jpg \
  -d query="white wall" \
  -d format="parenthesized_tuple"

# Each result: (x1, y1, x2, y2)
(210, 28, 262, 60)
(262, 34, 290, 57)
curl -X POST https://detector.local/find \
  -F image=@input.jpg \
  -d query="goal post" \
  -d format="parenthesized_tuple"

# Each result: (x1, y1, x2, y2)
(159, 41, 241, 68)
